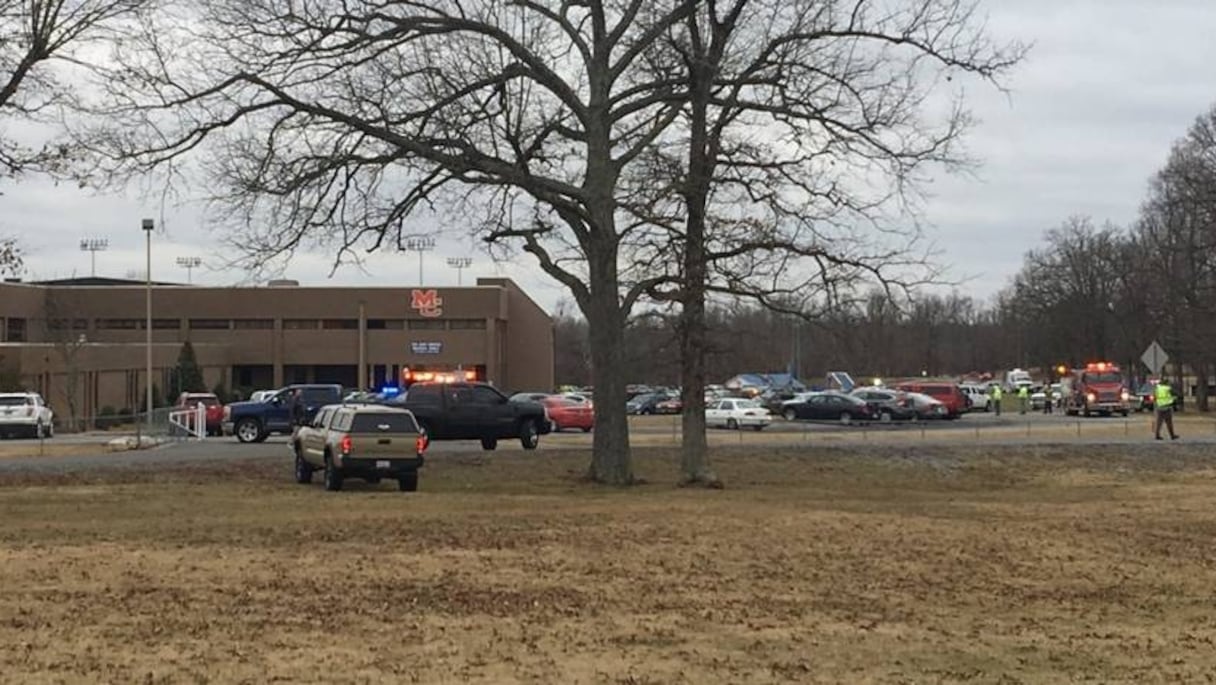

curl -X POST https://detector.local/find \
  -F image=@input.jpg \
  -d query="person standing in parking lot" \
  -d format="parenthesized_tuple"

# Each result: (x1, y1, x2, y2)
(289, 388, 306, 427)
(1154, 380, 1179, 440)
(1017, 385, 1029, 414)
(990, 384, 1002, 416)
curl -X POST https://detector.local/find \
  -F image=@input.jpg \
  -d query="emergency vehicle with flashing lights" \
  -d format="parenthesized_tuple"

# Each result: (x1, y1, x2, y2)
(1060, 361, 1131, 417)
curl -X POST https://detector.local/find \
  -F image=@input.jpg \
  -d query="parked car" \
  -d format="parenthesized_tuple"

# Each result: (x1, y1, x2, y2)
(626, 393, 665, 415)
(850, 388, 918, 422)
(894, 382, 967, 418)
(655, 396, 683, 414)
(174, 392, 224, 436)
(543, 396, 594, 432)
(903, 391, 949, 419)
(291, 403, 426, 492)
(959, 384, 992, 412)
(706, 398, 771, 430)
(781, 391, 875, 424)
(0, 392, 54, 439)
(1030, 383, 1063, 410)
(509, 392, 552, 403)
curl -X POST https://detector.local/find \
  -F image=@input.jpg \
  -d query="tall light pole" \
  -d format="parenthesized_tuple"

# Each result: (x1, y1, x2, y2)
(446, 256, 473, 286)
(405, 236, 436, 285)
(142, 218, 154, 430)
(175, 256, 202, 284)
(79, 238, 108, 277)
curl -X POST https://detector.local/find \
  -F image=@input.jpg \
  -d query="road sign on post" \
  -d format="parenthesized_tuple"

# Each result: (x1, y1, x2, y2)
(1140, 340, 1169, 377)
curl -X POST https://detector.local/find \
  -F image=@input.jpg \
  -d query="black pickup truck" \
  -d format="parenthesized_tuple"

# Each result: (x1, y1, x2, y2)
(387, 382, 550, 450)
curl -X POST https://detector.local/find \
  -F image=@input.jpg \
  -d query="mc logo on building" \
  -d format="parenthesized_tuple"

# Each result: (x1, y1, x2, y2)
(410, 289, 443, 318)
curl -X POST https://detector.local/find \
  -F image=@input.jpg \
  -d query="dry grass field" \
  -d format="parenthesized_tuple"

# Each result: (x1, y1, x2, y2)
(3, 444, 1216, 683)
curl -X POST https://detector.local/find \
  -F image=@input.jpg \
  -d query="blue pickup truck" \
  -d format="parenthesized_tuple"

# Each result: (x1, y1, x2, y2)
(222, 384, 344, 443)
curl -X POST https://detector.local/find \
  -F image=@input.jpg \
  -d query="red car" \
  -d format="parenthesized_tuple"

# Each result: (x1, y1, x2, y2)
(175, 392, 224, 436)
(542, 396, 594, 432)
(894, 382, 967, 418)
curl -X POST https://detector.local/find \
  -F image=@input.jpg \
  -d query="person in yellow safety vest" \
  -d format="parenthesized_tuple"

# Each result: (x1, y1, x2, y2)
(1017, 384, 1029, 414)
(990, 384, 1002, 416)
(1154, 380, 1179, 440)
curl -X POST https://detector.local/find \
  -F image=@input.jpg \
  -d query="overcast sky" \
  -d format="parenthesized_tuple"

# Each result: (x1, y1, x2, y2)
(4, 0, 1215, 314)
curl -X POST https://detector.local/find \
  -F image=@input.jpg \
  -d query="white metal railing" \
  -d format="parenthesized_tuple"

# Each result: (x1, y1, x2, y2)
(167, 404, 207, 440)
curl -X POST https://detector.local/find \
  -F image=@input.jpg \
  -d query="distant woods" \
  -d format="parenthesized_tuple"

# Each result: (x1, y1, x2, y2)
(555, 102, 1216, 412)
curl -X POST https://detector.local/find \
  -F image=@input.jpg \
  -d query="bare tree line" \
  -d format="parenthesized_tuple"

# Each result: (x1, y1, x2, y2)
(554, 102, 1216, 411)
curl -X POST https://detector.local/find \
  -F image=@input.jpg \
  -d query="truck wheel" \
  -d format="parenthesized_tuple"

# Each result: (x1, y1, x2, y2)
(398, 471, 418, 492)
(783, 408, 797, 421)
(234, 418, 262, 444)
(520, 420, 540, 450)
(323, 454, 343, 492)
(481, 438, 498, 451)
(293, 445, 313, 484)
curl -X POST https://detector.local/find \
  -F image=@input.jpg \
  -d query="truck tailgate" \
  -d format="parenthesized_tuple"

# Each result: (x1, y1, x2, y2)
(347, 413, 421, 457)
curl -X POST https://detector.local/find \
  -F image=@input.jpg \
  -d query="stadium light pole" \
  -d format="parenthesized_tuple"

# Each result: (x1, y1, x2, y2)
(79, 238, 108, 277)
(142, 218, 154, 430)
(175, 256, 202, 284)
(446, 256, 473, 286)
(404, 237, 436, 285)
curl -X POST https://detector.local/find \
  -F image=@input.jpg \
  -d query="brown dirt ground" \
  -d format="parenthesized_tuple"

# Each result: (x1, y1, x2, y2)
(2, 444, 1216, 683)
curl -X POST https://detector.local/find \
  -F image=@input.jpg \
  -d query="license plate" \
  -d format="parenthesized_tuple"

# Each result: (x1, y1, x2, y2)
(376, 460, 391, 469)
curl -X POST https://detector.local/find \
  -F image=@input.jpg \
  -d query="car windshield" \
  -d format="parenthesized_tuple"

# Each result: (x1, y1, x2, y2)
(0, 396, 31, 406)
(1084, 372, 1122, 383)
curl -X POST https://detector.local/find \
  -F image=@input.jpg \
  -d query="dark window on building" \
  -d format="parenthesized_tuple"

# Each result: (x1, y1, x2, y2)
(233, 319, 274, 330)
(321, 319, 358, 330)
(97, 318, 142, 330)
(367, 319, 405, 330)
(407, 319, 446, 330)
(283, 319, 320, 330)
(448, 319, 486, 330)
(5, 318, 26, 342)
(153, 318, 180, 330)
(189, 319, 231, 330)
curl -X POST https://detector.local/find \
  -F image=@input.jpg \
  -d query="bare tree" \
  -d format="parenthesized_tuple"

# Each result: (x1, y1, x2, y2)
(623, 0, 1022, 484)
(79, 0, 726, 485)
(42, 290, 89, 430)
(0, 234, 21, 276)
(0, 0, 150, 175)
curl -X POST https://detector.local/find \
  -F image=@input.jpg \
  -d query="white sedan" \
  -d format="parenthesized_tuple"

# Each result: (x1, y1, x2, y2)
(706, 398, 771, 431)
(0, 392, 55, 439)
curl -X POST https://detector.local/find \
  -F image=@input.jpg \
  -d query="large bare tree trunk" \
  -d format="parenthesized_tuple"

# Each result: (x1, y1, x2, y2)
(677, 32, 718, 487)
(586, 274, 633, 485)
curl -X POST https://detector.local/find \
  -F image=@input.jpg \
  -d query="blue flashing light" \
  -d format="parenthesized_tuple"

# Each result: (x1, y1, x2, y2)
(379, 386, 402, 396)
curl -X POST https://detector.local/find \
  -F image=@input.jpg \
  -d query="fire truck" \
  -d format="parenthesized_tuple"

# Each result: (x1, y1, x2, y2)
(1060, 361, 1131, 417)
